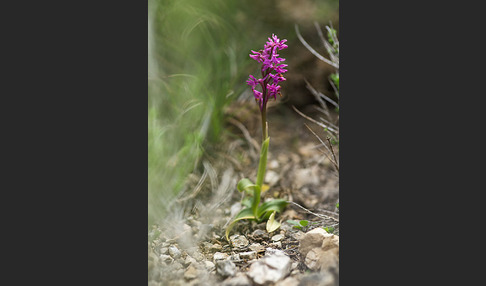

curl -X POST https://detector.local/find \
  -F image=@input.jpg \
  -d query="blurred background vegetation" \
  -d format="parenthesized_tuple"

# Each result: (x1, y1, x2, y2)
(148, 0, 339, 227)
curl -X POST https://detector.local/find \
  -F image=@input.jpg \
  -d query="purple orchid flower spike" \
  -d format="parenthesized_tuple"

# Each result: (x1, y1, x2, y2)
(247, 34, 288, 113)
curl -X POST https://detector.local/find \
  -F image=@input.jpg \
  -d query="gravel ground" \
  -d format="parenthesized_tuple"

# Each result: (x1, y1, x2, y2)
(149, 103, 339, 285)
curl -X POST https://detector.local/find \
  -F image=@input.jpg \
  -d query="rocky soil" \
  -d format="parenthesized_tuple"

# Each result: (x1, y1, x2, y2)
(148, 101, 339, 286)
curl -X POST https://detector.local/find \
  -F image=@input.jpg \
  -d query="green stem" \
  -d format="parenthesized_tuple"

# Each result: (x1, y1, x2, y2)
(261, 107, 267, 142)
(253, 107, 269, 219)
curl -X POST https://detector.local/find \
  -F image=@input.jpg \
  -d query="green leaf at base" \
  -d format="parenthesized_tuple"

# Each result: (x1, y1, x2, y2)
(299, 220, 309, 227)
(286, 220, 302, 229)
(257, 199, 288, 219)
(225, 208, 256, 241)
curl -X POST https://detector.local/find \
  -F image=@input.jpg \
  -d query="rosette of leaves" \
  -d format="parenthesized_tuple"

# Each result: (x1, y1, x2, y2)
(225, 137, 288, 241)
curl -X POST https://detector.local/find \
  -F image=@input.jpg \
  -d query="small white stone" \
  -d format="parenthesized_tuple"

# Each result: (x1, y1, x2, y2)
(229, 234, 249, 248)
(275, 276, 299, 286)
(299, 228, 339, 272)
(213, 252, 229, 262)
(293, 168, 320, 189)
(270, 241, 282, 248)
(265, 248, 286, 257)
(171, 261, 183, 270)
(160, 247, 168, 255)
(168, 246, 181, 259)
(239, 251, 257, 260)
(210, 243, 223, 251)
(298, 228, 334, 257)
(272, 234, 284, 241)
(216, 260, 236, 277)
(265, 170, 280, 186)
(184, 265, 199, 281)
(204, 261, 215, 271)
(159, 254, 173, 264)
(221, 273, 252, 286)
(230, 253, 240, 261)
(184, 255, 197, 267)
(247, 250, 291, 285)
(249, 243, 265, 253)
(268, 160, 280, 169)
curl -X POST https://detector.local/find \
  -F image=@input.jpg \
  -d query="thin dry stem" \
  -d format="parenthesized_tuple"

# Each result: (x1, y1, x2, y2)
(305, 79, 339, 109)
(176, 167, 208, 202)
(288, 201, 339, 224)
(292, 106, 338, 134)
(326, 137, 339, 171)
(295, 24, 339, 69)
(304, 123, 339, 172)
(227, 117, 260, 153)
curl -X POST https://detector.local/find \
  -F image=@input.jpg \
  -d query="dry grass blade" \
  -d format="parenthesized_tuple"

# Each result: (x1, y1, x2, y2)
(288, 201, 339, 223)
(326, 137, 339, 172)
(292, 106, 338, 134)
(176, 167, 208, 202)
(316, 115, 338, 131)
(305, 79, 339, 109)
(295, 24, 339, 69)
(304, 123, 339, 172)
(314, 22, 339, 66)
(227, 117, 260, 154)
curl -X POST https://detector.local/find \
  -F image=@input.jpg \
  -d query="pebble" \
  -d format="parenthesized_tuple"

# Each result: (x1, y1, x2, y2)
(298, 272, 336, 286)
(161, 242, 170, 248)
(191, 250, 205, 261)
(252, 229, 267, 239)
(275, 276, 299, 286)
(184, 265, 199, 281)
(213, 252, 229, 261)
(229, 234, 249, 248)
(168, 246, 182, 259)
(159, 247, 169, 255)
(249, 243, 265, 253)
(268, 159, 280, 169)
(204, 261, 215, 271)
(239, 251, 257, 260)
(201, 241, 213, 252)
(290, 269, 300, 276)
(293, 168, 320, 189)
(265, 170, 280, 186)
(171, 261, 183, 270)
(222, 273, 252, 286)
(183, 255, 197, 267)
(165, 238, 176, 244)
(230, 253, 241, 261)
(210, 243, 223, 251)
(216, 260, 236, 277)
(299, 228, 339, 271)
(290, 230, 305, 241)
(305, 247, 339, 271)
(265, 248, 286, 256)
(175, 269, 184, 278)
(270, 241, 282, 248)
(298, 143, 315, 158)
(247, 249, 291, 285)
(159, 254, 173, 264)
(272, 234, 284, 241)
(298, 228, 334, 257)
